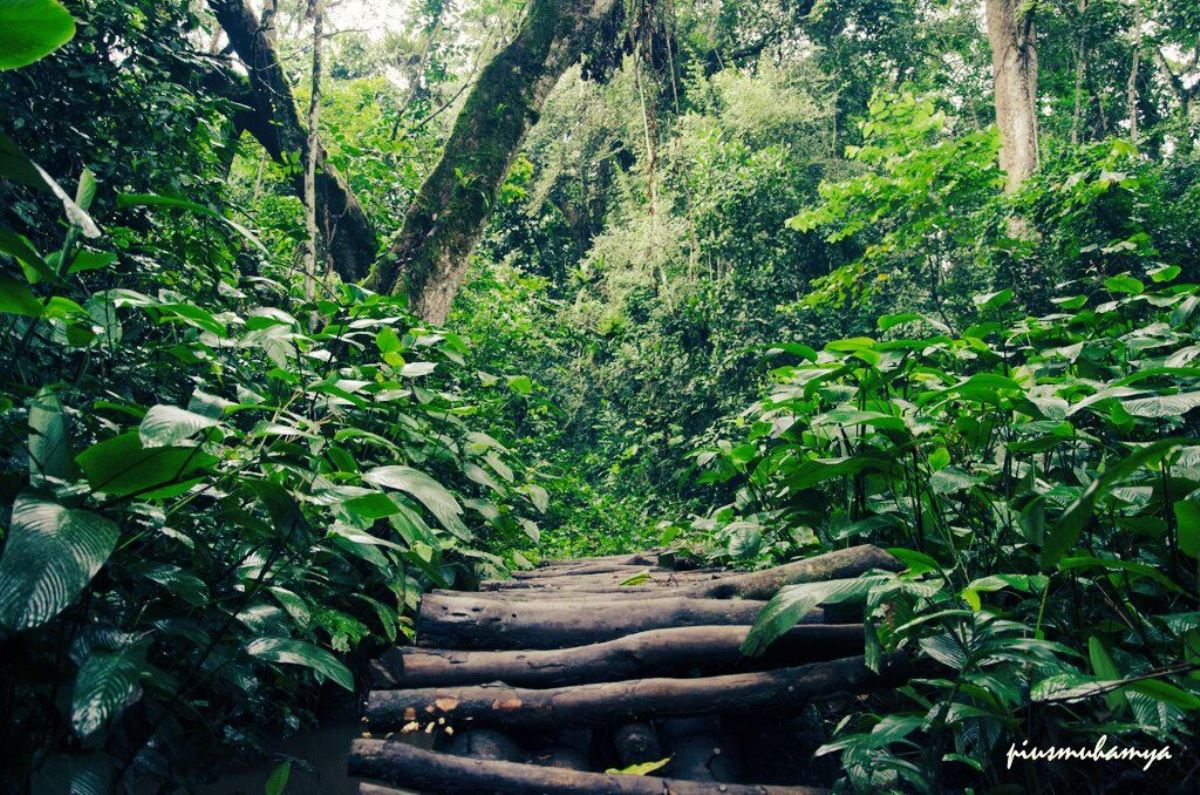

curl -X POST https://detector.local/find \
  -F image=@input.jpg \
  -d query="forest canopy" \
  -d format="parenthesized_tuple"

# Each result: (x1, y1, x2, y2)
(2, 0, 1200, 792)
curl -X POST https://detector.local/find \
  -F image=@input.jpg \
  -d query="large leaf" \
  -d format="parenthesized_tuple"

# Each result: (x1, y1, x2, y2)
(245, 637, 353, 691)
(0, 495, 118, 630)
(1042, 439, 1188, 567)
(138, 404, 219, 448)
(0, 271, 42, 316)
(742, 576, 881, 657)
(364, 466, 470, 540)
(0, 0, 75, 70)
(72, 648, 142, 736)
(77, 431, 216, 498)
(28, 388, 77, 485)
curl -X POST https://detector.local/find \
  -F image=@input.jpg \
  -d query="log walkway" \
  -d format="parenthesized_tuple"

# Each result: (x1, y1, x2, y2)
(347, 545, 903, 794)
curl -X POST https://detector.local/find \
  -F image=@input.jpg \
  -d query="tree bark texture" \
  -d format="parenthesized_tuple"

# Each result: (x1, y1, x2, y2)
(985, 0, 1040, 192)
(208, 0, 377, 280)
(369, 0, 622, 324)
(371, 624, 864, 688)
(416, 592, 837, 650)
(351, 741, 827, 794)
(363, 654, 904, 730)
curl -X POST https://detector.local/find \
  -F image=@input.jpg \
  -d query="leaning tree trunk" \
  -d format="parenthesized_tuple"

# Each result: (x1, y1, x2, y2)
(370, 0, 623, 324)
(985, 0, 1039, 193)
(208, 0, 377, 281)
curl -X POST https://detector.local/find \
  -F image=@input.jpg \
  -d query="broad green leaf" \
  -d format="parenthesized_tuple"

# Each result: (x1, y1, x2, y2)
(506, 374, 533, 395)
(72, 649, 142, 736)
(1088, 636, 1126, 711)
(620, 571, 653, 586)
(245, 637, 353, 691)
(0, 0, 76, 70)
(138, 404, 219, 448)
(77, 431, 216, 498)
(28, 388, 77, 485)
(364, 466, 470, 540)
(138, 563, 208, 606)
(1104, 275, 1144, 295)
(0, 271, 42, 316)
(1121, 391, 1200, 419)
(743, 576, 881, 657)
(0, 495, 118, 629)
(265, 761, 291, 795)
(1174, 499, 1200, 558)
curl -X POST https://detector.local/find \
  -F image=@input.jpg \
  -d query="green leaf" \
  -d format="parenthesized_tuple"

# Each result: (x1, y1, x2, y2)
(28, 388, 77, 486)
(1104, 275, 1144, 295)
(605, 757, 671, 776)
(0, 271, 42, 316)
(364, 466, 470, 540)
(1127, 678, 1200, 711)
(265, 761, 291, 795)
(138, 563, 208, 606)
(0, 0, 76, 70)
(1149, 265, 1182, 283)
(973, 289, 1013, 310)
(72, 648, 142, 736)
(619, 571, 653, 586)
(138, 404, 219, 448)
(506, 374, 533, 395)
(1174, 499, 1200, 559)
(0, 495, 118, 630)
(1121, 391, 1200, 419)
(1042, 439, 1187, 567)
(742, 577, 881, 657)
(77, 431, 216, 498)
(245, 637, 353, 691)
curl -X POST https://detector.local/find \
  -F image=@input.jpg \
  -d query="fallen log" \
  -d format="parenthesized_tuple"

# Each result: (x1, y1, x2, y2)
(350, 739, 827, 794)
(483, 568, 731, 591)
(681, 545, 902, 600)
(365, 654, 903, 730)
(511, 563, 666, 579)
(371, 624, 865, 689)
(416, 593, 829, 650)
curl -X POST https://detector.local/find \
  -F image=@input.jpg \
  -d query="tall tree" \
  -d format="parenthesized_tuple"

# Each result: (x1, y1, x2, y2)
(208, 0, 377, 281)
(370, 0, 623, 324)
(984, 0, 1040, 192)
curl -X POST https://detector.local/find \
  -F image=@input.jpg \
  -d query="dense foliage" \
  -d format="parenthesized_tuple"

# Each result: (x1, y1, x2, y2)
(2, 0, 1200, 792)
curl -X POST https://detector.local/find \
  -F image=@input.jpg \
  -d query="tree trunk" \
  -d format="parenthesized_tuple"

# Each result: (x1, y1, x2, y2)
(351, 741, 826, 794)
(416, 593, 826, 650)
(985, 0, 1039, 193)
(363, 654, 905, 730)
(369, 0, 622, 324)
(371, 624, 865, 689)
(303, 0, 325, 300)
(208, 0, 377, 281)
(1126, 0, 1142, 146)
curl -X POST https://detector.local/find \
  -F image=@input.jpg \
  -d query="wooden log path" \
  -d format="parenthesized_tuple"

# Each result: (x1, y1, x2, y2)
(348, 544, 904, 794)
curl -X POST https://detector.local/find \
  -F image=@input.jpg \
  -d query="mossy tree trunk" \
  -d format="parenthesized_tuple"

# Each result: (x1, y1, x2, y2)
(370, 0, 622, 324)
(208, 0, 377, 282)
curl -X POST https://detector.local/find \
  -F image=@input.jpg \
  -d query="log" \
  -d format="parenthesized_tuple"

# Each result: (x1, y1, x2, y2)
(365, 654, 903, 730)
(371, 624, 865, 689)
(416, 593, 828, 650)
(510, 563, 666, 579)
(483, 568, 731, 591)
(537, 551, 664, 568)
(350, 739, 827, 794)
(681, 545, 902, 600)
